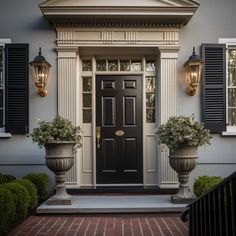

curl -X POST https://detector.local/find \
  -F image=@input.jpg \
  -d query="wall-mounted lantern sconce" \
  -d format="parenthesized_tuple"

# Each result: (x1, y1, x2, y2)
(184, 47, 204, 96)
(30, 47, 51, 97)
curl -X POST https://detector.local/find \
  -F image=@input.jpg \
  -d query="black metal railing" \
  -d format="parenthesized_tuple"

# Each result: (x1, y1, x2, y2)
(181, 171, 236, 236)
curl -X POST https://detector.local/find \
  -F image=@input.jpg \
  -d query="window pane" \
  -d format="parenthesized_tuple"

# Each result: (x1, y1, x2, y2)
(146, 76, 155, 92)
(146, 60, 156, 72)
(0, 109, 3, 127)
(83, 77, 92, 92)
(83, 109, 92, 123)
(228, 88, 236, 107)
(82, 60, 92, 71)
(228, 49, 236, 67)
(0, 89, 3, 108)
(0, 69, 3, 87)
(131, 60, 142, 71)
(146, 109, 155, 123)
(228, 108, 236, 126)
(120, 60, 130, 71)
(146, 93, 155, 108)
(96, 60, 106, 71)
(228, 68, 236, 86)
(83, 93, 92, 108)
(108, 60, 118, 71)
(0, 48, 3, 68)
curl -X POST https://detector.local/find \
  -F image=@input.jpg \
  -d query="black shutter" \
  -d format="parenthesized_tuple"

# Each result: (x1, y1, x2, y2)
(201, 44, 226, 133)
(5, 44, 29, 134)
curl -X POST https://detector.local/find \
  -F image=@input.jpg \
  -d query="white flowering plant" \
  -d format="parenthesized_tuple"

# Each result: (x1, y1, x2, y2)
(30, 115, 82, 148)
(156, 115, 211, 150)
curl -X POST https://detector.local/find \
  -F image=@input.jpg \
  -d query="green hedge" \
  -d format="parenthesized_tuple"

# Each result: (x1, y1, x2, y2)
(23, 173, 49, 201)
(193, 175, 224, 197)
(0, 172, 49, 235)
(17, 179, 38, 211)
(0, 173, 16, 184)
(0, 186, 16, 235)
(4, 182, 30, 222)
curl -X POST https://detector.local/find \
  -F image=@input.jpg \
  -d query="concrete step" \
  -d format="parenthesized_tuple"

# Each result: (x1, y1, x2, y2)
(36, 195, 187, 214)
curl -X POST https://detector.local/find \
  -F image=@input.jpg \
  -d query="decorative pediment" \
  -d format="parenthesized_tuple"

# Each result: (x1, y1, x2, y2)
(40, 0, 199, 27)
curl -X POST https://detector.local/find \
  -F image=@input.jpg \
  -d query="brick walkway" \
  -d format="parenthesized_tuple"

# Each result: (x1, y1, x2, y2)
(8, 214, 188, 236)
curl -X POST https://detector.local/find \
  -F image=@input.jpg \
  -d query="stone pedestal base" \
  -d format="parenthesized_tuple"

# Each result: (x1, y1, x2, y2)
(171, 194, 195, 204)
(47, 197, 72, 205)
(46, 183, 73, 205)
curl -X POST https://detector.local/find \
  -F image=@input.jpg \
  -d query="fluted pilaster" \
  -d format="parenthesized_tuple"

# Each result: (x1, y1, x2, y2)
(158, 48, 178, 188)
(57, 47, 78, 184)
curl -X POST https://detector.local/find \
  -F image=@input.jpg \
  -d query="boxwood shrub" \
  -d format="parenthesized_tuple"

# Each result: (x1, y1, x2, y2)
(193, 175, 224, 197)
(17, 179, 38, 211)
(4, 182, 30, 222)
(0, 186, 16, 235)
(23, 173, 49, 201)
(0, 173, 16, 184)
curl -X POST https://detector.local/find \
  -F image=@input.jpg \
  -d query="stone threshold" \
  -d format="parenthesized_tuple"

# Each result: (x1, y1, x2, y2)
(36, 195, 187, 214)
(67, 186, 178, 195)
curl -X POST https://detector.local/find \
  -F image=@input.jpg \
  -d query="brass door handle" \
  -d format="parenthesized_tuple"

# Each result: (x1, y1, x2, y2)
(96, 126, 101, 149)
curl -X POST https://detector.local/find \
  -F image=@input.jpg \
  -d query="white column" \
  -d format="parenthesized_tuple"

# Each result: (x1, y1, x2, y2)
(157, 48, 179, 188)
(57, 47, 79, 185)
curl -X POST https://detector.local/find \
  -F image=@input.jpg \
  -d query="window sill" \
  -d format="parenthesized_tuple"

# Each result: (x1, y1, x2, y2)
(222, 131, 236, 136)
(0, 133, 12, 138)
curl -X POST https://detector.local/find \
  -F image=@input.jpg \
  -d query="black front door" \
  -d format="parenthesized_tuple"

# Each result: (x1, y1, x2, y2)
(96, 75, 143, 184)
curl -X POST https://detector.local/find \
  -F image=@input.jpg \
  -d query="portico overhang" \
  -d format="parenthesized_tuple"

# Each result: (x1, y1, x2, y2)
(40, 0, 199, 27)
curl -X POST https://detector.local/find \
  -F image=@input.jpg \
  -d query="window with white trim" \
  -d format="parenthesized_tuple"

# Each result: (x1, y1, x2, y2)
(0, 46, 4, 130)
(227, 47, 236, 128)
(0, 39, 11, 134)
(218, 38, 236, 133)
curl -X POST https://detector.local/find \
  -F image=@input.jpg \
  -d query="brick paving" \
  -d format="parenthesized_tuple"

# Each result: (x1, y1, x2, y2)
(8, 214, 188, 236)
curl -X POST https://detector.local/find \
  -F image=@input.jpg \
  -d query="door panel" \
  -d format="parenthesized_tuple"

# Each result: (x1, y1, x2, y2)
(124, 97, 136, 125)
(124, 138, 138, 172)
(102, 97, 116, 126)
(96, 75, 143, 184)
(102, 138, 116, 172)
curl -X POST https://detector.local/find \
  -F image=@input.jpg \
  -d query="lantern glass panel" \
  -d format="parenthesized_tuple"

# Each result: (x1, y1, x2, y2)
(189, 64, 200, 83)
(32, 64, 49, 85)
(186, 61, 203, 85)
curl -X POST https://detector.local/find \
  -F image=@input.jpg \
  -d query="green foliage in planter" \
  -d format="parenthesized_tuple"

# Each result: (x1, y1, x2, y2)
(23, 173, 49, 202)
(17, 179, 38, 211)
(193, 175, 224, 197)
(29, 115, 82, 149)
(0, 186, 16, 235)
(156, 115, 211, 149)
(0, 173, 16, 184)
(3, 182, 30, 222)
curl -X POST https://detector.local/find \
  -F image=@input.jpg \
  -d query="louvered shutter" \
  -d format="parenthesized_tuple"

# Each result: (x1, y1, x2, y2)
(5, 44, 29, 134)
(201, 44, 226, 133)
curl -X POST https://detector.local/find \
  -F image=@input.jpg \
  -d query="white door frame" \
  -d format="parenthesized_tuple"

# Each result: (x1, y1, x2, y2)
(56, 28, 179, 188)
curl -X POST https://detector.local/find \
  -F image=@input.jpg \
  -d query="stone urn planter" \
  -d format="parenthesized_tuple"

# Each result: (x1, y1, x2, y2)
(29, 115, 82, 205)
(156, 115, 211, 204)
(45, 141, 75, 205)
(169, 146, 198, 203)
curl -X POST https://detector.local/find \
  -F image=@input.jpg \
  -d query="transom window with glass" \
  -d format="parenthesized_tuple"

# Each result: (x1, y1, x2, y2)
(96, 59, 142, 72)
(81, 58, 157, 124)
(227, 47, 236, 126)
